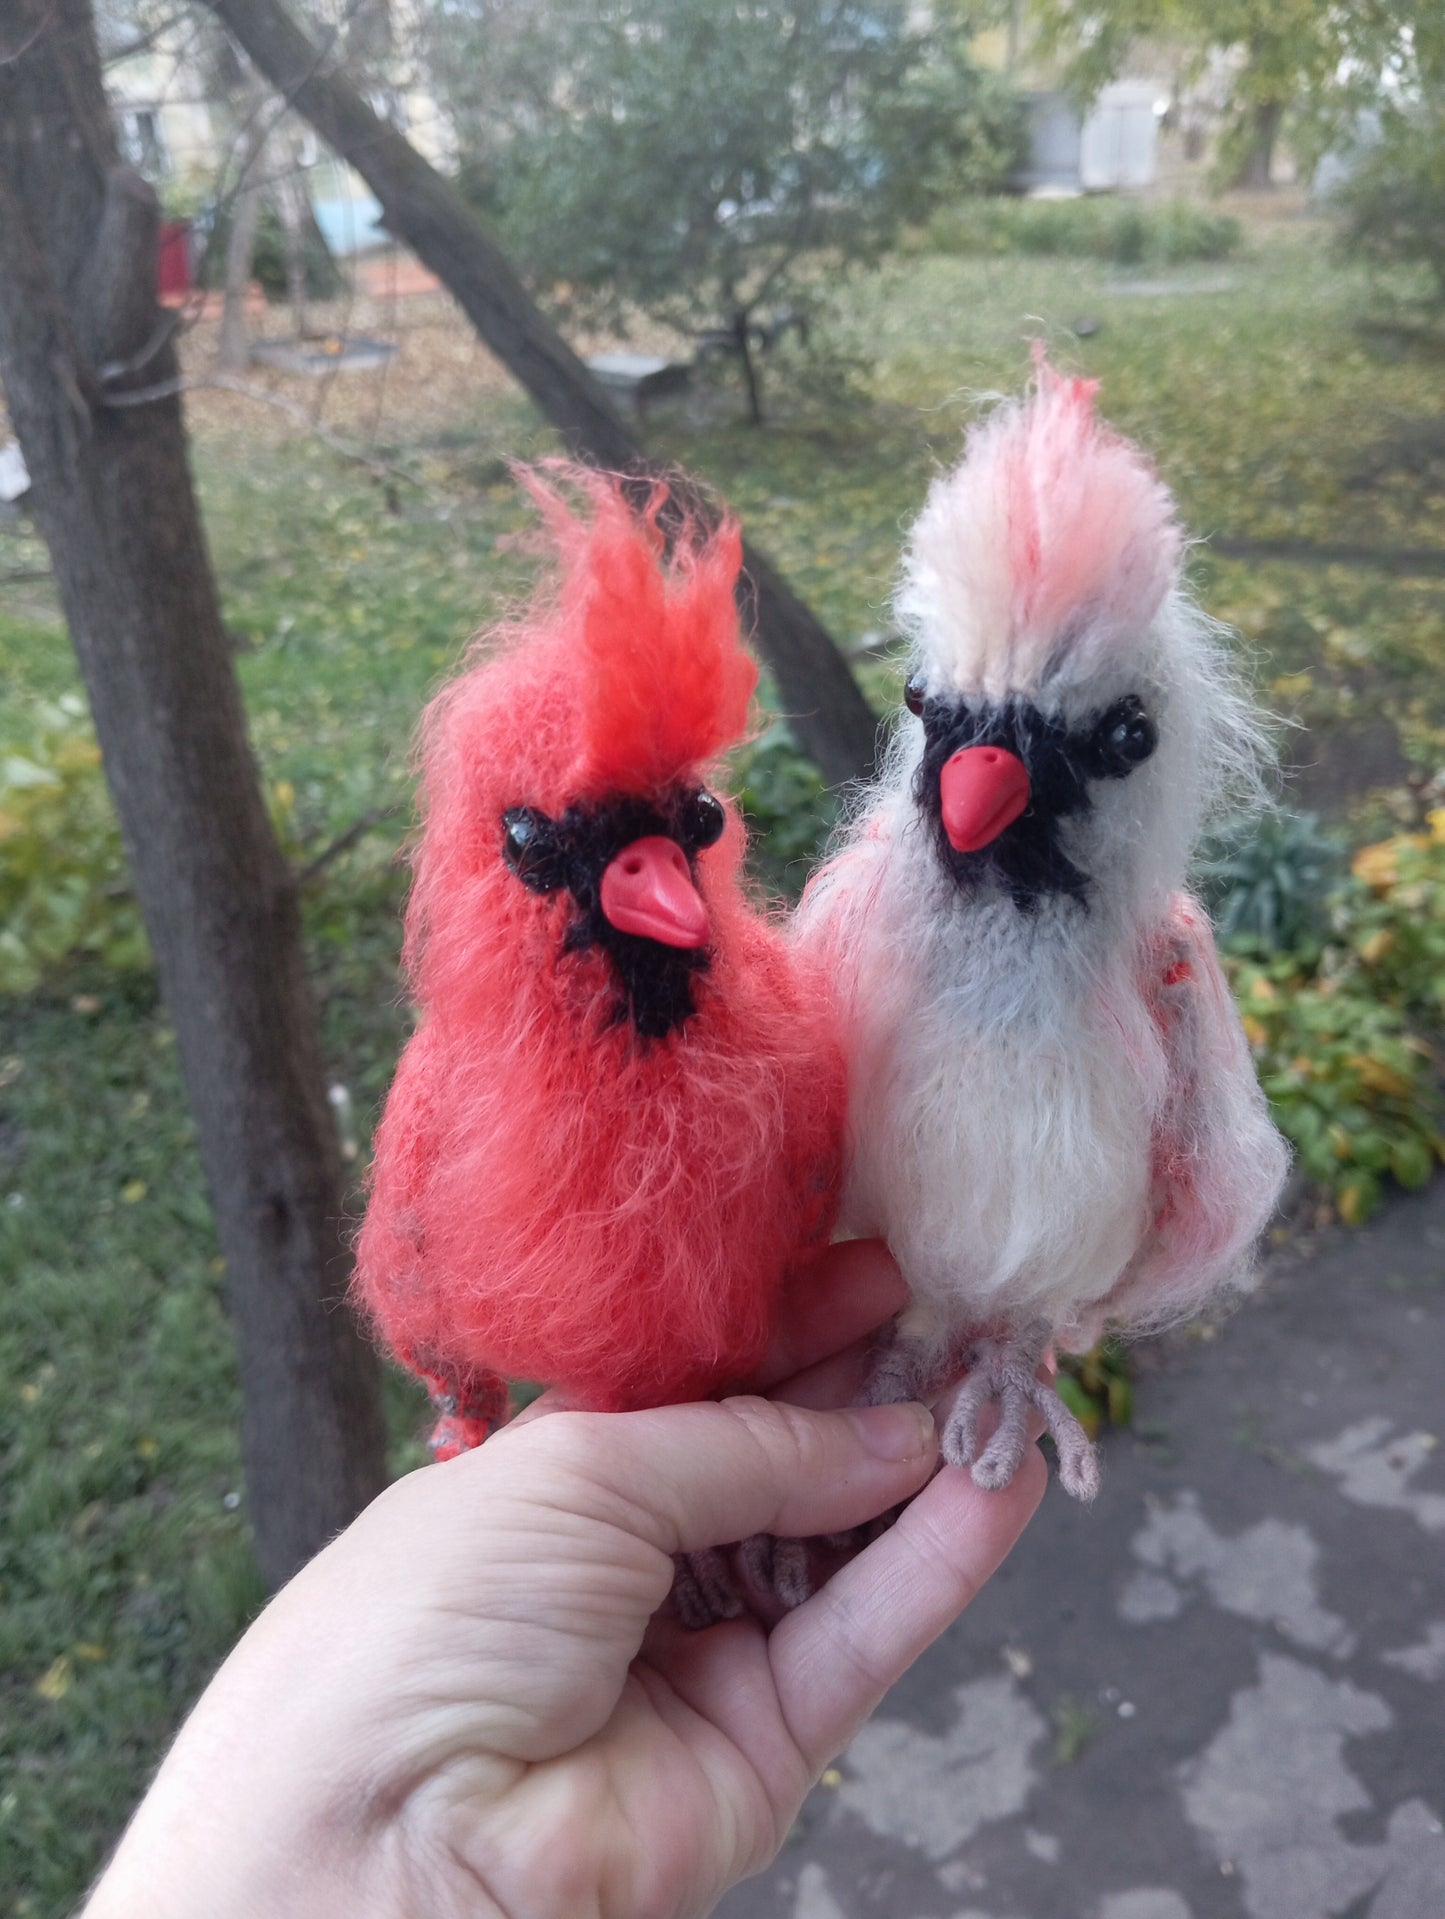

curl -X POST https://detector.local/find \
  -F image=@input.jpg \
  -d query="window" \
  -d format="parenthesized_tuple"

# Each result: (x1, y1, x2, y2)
(119, 107, 170, 179)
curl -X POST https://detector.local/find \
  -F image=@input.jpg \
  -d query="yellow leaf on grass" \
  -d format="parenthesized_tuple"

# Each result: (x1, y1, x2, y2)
(121, 1180, 147, 1204)
(1353, 835, 1429, 891)
(35, 1656, 71, 1702)
(1351, 840, 1401, 889)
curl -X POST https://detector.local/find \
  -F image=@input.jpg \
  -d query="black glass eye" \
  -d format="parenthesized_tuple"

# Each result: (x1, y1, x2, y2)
(681, 787, 726, 851)
(1090, 696, 1158, 777)
(903, 677, 926, 717)
(501, 806, 563, 891)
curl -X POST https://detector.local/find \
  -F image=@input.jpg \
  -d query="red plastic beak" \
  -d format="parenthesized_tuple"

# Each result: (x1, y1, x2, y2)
(938, 745, 1031, 852)
(599, 836, 710, 948)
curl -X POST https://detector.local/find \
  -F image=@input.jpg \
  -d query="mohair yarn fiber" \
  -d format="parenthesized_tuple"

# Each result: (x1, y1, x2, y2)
(356, 467, 845, 1422)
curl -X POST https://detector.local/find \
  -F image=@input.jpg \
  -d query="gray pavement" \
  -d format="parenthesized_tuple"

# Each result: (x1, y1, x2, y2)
(720, 1185, 1445, 1919)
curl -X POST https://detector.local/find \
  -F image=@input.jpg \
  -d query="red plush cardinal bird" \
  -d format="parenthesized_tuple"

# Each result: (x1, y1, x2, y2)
(356, 468, 845, 1490)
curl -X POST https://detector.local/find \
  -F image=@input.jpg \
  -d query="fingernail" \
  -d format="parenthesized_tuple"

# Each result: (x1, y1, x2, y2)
(847, 1401, 936, 1462)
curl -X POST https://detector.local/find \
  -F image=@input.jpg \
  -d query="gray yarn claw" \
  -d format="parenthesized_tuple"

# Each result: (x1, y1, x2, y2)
(738, 1532, 814, 1612)
(942, 1327, 1100, 1502)
(670, 1547, 744, 1629)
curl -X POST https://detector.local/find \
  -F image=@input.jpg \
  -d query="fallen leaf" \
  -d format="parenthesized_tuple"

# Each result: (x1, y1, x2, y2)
(35, 1656, 71, 1702)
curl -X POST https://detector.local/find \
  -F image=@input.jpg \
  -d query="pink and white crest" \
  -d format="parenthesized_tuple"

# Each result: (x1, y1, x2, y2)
(897, 347, 1183, 701)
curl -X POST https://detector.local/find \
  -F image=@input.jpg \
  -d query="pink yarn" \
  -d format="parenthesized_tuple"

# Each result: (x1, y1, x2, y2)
(356, 467, 846, 1417)
(898, 346, 1183, 701)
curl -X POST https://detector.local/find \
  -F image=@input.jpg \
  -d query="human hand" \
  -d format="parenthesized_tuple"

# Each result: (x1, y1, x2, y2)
(85, 1242, 1046, 1919)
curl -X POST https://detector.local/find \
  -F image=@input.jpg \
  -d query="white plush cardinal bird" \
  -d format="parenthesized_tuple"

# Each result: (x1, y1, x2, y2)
(794, 354, 1289, 1500)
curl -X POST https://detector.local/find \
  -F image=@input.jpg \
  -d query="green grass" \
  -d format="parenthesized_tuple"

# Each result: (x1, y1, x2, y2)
(1, 219, 1443, 1916)
(0, 975, 257, 1913)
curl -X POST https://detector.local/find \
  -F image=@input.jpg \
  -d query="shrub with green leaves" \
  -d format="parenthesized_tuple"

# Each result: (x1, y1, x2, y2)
(1339, 821, 1445, 1022)
(432, 0, 1022, 423)
(1331, 104, 1445, 310)
(1231, 955, 1437, 1223)
(0, 699, 149, 993)
(1219, 816, 1445, 1222)
(1193, 808, 1345, 956)
(732, 724, 837, 899)
(193, 199, 345, 305)
(0, 699, 306, 995)
(926, 195, 1242, 267)
(1057, 1338, 1132, 1438)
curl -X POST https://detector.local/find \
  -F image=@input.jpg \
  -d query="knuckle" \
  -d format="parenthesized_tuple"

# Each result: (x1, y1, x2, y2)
(721, 1393, 828, 1484)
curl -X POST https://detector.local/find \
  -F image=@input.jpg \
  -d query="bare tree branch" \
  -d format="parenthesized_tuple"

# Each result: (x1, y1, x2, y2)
(296, 801, 403, 886)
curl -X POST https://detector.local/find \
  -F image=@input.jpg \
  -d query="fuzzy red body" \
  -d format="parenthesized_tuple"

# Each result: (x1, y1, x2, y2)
(356, 472, 845, 1418)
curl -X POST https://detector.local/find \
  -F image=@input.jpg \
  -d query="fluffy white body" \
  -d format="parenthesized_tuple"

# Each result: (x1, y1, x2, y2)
(794, 359, 1289, 1494)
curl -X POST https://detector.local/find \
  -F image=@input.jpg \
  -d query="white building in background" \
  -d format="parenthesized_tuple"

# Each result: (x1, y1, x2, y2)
(98, 2, 457, 255)
(100, 20, 218, 184)
(1018, 81, 1164, 193)
(1079, 82, 1163, 189)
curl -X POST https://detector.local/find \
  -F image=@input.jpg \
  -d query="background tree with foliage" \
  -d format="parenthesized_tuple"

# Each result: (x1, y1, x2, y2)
(1032, 0, 1433, 190)
(1331, 19, 1445, 322)
(425, 0, 1022, 422)
(199, 0, 883, 782)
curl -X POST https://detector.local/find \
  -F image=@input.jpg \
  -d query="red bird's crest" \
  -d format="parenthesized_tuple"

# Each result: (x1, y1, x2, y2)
(525, 466, 757, 800)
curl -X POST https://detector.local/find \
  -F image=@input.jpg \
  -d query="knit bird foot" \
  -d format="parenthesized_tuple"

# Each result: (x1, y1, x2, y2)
(424, 1370, 511, 1461)
(943, 1329, 1100, 1502)
(737, 1531, 816, 1612)
(670, 1535, 815, 1626)
(670, 1548, 746, 1629)
(857, 1324, 945, 1408)
(730, 1521, 899, 1619)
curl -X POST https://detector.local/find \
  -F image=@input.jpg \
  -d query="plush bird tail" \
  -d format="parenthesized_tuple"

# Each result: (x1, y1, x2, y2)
(418, 1366, 512, 1461)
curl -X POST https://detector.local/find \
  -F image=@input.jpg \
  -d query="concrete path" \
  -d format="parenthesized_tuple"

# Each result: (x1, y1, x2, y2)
(719, 1186, 1445, 1919)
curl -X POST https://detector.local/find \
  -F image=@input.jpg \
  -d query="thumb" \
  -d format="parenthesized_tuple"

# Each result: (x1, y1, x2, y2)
(484, 1395, 939, 1558)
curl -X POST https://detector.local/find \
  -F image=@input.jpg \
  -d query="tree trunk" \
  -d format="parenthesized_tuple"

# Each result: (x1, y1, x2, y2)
(218, 150, 264, 368)
(199, 0, 879, 785)
(1235, 99, 1283, 191)
(734, 311, 765, 427)
(217, 84, 272, 372)
(219, 168, 264, 366)
(0, 0, 388, 1592)
(276, 146, 310, 340)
